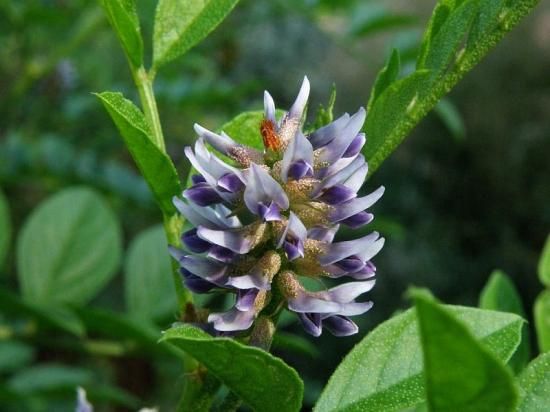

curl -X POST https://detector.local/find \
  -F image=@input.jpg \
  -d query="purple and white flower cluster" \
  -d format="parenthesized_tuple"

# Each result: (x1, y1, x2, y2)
(170, 77, 384, 337)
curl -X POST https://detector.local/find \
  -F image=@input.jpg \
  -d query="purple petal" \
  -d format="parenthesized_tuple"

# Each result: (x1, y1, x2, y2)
(340, 211, 374, 228)
(244, 164, 289, 217)
(342, 133, 366, 158)
(281, 132, 314, 182)
(184, 182, 223, 206)
(288, 76, 310, 120)
(208, 307, 256, 332)
(318, 108, 366, 163)
(181, 269, 217, 293)
(318, 184, 357, 205)
(173, 197, 240, 229)
(179, 255, 228, 285)
(334, 301, 374, 316)
(258, 201, 282, 222)
(323, 316, 358, 336)
(235, 288, 260, 311)
(225, 268, 271, 290)
(319, 231, 382, 265)
(76, 388, 93, 412)
(288, 292, 342, 314)
(218, 173, 244, 192)
(313, 155, 366, 197)
(191, 174, 206, 184)
(325, 280, 376, 303)
(182, 228, 211, 253)
(289, 160, 313, 180)
(329, 186, 385, 224)
(277, 212, 308, 248)
(264, 91, 277, 124)
(297, 312, 322, 337)
(308, 113, 351, 149)
(284, 241, 303, 261)
(207, 246, 235, 263)
(335, 256, 365, 273)
(197, 226, 254, 254)
(195, 123, 238, 155)
(307, 225, 339, 243)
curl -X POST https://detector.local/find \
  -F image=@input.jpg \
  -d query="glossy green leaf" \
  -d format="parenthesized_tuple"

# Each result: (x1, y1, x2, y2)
(534, 290, 550, 353)
(0, 341, 34, 373)
(161, 324, 304, 412)
(315, 305, 523, 412)
(517, 352, 550, 411)
(363, 0, 540, 176)
(153, 0, 239, 69)
(96, 92, 182, 215)
(125, 224, 177, 322)
(414, 290, 518, 411)
(17, 187, 122, 306)
(0, 288, 85, 337)
(7, 364, 93, 394)
(0, 188, 11, 269)
(480, 270, 530, 372)
(367, 48, 401, 112)
(434, 98, 466, 141)
(538, 234, 550, 287)
(100, 0, 143, 68)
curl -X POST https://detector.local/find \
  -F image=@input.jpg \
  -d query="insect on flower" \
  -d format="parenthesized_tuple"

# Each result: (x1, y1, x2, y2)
(170, 77, 385, 337)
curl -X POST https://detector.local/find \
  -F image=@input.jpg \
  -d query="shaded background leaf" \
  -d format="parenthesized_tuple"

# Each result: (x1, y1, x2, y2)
(479, 270, 530, 372)
(16, 187, 122, 306)
(124, 224, 177, 323)
(0, 188, 11, 270)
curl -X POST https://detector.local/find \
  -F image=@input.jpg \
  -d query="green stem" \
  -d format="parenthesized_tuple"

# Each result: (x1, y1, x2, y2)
(177, 371, 221, 412)
(132, 67, 166, 152)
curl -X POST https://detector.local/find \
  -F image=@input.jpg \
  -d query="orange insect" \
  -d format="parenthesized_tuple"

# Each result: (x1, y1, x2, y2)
(260, 118, 281, 151)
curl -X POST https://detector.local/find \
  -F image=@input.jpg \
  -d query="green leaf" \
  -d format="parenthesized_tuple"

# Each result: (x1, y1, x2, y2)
(96, 92, 182, 215)
(310, 85, 337, 131)
(479, 270, 530, 372)
(75, 307, 177, 357)
(125, 224, 177, 322)
(0, 341, 34, 374)
(433, 98, 466, 141)
(413, 290, 518, 412)
(534, 290, 550, 353)
(538, 234, 550, 287)
(161, 324, 304, 412)
(364, 70, 432, 165)
(153, 0, 240, 69)
(17, 187, 122, 306)
(367, 48, 401, 112)
(100, 0, 143, 68)
(363, 0, 540, 176)
(219, 110, 267, 151)
(517, 352, 550, 411)
(315, 305, 523, 412)
(417, 0, 479, 80)
(0, 188, 11, 270)
(7, 364, 93, 394)
(0, 288, 85, 337)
